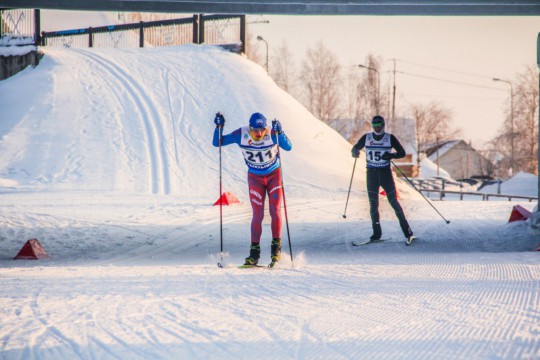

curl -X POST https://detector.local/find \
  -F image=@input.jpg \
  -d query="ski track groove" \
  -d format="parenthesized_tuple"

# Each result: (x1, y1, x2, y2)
(29, 285, 86, 359)
(77, 49, 170, 195)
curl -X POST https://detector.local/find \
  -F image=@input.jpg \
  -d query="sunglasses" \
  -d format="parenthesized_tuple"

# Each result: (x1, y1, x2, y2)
(250, 127, 266, 133)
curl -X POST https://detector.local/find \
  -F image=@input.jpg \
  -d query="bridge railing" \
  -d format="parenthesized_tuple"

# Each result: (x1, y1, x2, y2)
(40, 14, 245, 52)
(0, 8, 39, 45)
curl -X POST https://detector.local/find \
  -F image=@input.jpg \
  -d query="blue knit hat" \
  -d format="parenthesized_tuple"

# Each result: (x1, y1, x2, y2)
(249, 112, 267, 129)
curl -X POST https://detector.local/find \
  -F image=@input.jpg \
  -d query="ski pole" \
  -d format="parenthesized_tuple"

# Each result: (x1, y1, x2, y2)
(274, 122, 293, 267)
(391, 160, 451, 224)
(342, 157, 357, 219)
(217, 118, 224, 268)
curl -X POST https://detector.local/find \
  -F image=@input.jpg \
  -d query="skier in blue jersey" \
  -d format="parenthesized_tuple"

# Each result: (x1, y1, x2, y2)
(351, 115, 414, 243)
(213, 112, 292, 266)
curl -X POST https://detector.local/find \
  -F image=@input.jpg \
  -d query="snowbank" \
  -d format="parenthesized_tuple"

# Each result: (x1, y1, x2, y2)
(419, 156, 451, 178)
(480, 172, 538, 197)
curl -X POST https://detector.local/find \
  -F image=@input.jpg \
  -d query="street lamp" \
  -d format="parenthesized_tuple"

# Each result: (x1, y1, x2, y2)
(256, 35, 268, 72)
(493, 77, 514, 176)
(358, 64, 380, 114)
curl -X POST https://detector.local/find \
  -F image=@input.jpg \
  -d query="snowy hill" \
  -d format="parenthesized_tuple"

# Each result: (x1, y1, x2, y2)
(0, 45, 418, 201)
(0, 45, 538, 360)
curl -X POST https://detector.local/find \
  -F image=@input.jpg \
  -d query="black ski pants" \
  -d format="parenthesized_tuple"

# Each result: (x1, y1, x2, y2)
(366, 167, 412, 238)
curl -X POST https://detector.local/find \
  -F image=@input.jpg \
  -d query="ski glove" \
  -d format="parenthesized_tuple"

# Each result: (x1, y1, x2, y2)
(272, 119, 282, 134)
(351, 148, 360, 158)
(214, 112, 225, 127)
(382, 152, 394, 160)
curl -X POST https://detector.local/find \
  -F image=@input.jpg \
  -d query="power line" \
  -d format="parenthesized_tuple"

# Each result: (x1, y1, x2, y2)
(396, 70, 507, 91)
(403, 92, 506, 101)
(394, 59, 495, 80)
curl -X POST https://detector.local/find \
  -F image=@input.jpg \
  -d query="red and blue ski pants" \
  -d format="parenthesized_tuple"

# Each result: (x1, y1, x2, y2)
(247, 168, 283, 244)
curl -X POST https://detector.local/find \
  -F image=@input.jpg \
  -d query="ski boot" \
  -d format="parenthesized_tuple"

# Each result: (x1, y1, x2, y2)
(405, 229, 415, 246)
(406, 234, 415, 246)
(244, 243, 260, 266)
(269, 238, 281, 267)
(370, 222, 382, 241)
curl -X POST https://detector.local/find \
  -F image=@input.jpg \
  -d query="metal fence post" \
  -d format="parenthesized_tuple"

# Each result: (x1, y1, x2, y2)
(199, 13, 204, 44)
(192, 14, 199, 44)
(34, 9, 40, 45)
(139, 21, 144, 47)
(240, 14, 246, 53)
(88, 27, 93, 47)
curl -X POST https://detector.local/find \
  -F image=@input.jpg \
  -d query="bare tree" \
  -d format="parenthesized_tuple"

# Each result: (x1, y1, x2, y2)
(514, 64, 539, 175)
(269, 40, 298, 96)
(359, 54, 386, 119)
(299, 41, 341, 124)
(244, 32, 263, 67)
(341, 66, 369, 142)
(409, 101, 459, 170)
(488, 64, 538, 176)
(341, 54, 389, 142)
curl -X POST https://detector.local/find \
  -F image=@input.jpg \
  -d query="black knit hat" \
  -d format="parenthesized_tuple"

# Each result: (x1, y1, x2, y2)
(371, 115, 385, 125)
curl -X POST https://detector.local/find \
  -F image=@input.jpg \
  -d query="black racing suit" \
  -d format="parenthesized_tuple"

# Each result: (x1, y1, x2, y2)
(352, 132, 413, 239)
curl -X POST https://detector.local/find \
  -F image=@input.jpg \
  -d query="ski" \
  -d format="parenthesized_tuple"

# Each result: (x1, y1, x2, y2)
(351, 238, 389, 246)
(237, 264, 266, 269)
(238, 262, 279, 269)
(405, 236, 417, 246)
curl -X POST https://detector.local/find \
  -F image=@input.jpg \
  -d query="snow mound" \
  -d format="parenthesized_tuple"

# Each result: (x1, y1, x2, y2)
(0, 45, 419, 202)
(480, 172, 538, 197)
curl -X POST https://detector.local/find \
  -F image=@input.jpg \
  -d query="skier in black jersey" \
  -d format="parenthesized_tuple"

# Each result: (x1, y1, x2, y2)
(351, 115, 414, 242)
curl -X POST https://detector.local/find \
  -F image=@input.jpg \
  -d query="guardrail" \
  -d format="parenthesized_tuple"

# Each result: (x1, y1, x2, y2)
(419, 189, 537, 202)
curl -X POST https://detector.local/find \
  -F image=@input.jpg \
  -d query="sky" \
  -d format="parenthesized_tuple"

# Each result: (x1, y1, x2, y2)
(37, 11, 539, 148)
(251, 15, 540, 147)
(0, 44, 538, 359)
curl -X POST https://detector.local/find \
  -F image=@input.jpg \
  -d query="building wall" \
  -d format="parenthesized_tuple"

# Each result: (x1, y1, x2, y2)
(437, 141, 491, 179)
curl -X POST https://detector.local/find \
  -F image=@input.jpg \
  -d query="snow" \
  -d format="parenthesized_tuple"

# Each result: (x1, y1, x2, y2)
(419, 156, 451, 179)
(0, 44, 37, 57)
(0, 45, 539, 360)
(481, 172, 539, 198)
